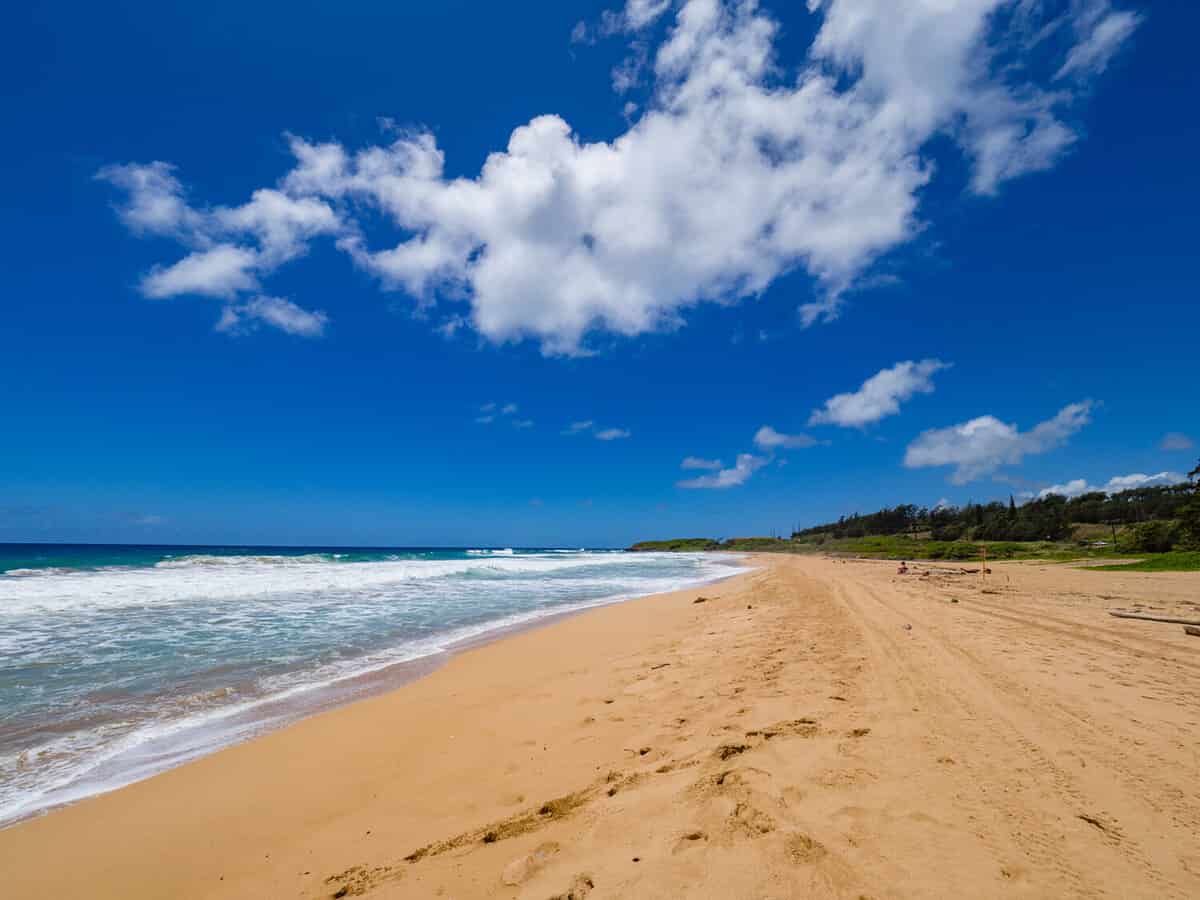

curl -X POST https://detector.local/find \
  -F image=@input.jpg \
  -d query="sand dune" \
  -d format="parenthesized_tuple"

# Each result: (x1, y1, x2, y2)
(2, 555, 1198, 898)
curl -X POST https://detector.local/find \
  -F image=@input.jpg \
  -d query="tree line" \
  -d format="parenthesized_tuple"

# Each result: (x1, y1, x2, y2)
(792, 461, 1200, 552)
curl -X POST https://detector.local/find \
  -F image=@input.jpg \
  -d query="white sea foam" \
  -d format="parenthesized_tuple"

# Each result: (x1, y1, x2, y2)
(153, 553, 338, 568)
(0, 552, 634, 614)
(0, 549, 748, 825)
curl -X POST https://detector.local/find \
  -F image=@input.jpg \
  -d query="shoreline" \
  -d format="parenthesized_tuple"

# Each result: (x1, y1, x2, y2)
(0, 557, 751, 829)
(2, 554, 1197, 898)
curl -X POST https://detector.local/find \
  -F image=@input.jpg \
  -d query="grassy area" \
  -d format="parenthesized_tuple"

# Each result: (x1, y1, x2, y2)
(629, 537, 799, 552)
(1091, 551, 1200, 572)
(790, 534, 1130, 562)
(627, 538, 720, 552)
(716, 537, 797, 552)
(630, 532, 1199, 569)
(632, 533, 1134, 562)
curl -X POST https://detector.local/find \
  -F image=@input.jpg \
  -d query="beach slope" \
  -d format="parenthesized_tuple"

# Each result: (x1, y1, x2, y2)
(2, 555, 1198, 898)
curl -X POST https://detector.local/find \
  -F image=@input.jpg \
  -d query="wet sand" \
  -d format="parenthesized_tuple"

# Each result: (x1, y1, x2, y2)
(1, 554, 1198, 898)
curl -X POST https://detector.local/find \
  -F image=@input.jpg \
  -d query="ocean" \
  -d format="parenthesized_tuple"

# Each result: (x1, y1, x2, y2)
(0, 543, 743, 825)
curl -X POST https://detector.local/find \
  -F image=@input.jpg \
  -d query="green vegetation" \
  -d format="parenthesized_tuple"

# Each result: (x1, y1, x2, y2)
(1092, 552, 1200, 572)
(787, 534, 1127, 562)
(631, 457, 1200, 567)
(628, 538, 720, 552)
(715, 537, 796, 552)
(1115, 520, 1181, 554)
(793, 483, 1194, 545)
(628, 536, 797, 552)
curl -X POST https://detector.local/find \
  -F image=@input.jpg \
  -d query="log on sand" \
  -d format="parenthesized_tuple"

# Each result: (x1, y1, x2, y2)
(1109, 611, 1200, 627)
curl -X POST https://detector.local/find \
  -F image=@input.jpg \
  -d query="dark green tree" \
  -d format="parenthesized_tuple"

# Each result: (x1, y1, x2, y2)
(1179, 458, 1200, 549)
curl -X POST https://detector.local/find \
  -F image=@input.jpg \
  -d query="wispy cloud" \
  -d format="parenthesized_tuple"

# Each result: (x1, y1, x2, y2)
(215, 296, 328, 338)
(571, 0, 671, 46)
(753, 426, 818, 450)
(1161, 432, 1194, 451)
(678, 453, 768, 490)
(682, 422, 817, 490)
(475, 401, 525, 426)
(1056, 8, 1143, 80)
(594, 427, 631, 441)
(810, 359, 949, 428)
(565, 420, 630, 440)
(904, 401, 1094, 484)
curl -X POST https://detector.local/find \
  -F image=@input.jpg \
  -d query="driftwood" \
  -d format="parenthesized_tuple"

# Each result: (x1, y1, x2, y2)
(1184, 625, 1200, 637)
(1109, 611, 1200, 627)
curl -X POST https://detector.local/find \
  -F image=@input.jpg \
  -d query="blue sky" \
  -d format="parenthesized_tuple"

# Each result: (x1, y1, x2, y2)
(1, 0, 1196, 547)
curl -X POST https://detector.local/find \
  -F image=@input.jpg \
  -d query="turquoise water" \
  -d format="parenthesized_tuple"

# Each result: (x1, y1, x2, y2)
(0, 544, 743, 824)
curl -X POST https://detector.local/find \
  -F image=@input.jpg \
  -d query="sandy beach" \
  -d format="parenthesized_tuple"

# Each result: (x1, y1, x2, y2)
(2, 554, 1198, 898)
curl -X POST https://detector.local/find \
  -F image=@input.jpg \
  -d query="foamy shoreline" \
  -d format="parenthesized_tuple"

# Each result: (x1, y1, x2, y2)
(0, 552, 749, 826)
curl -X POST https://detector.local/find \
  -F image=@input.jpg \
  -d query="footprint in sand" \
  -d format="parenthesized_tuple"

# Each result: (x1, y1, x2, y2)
(787, 832, 828, 864)
(501, 841, 560, 886)
(548, 873, 595, 900)
(730, 801, 776, 836)
(672, 830, 709, 853)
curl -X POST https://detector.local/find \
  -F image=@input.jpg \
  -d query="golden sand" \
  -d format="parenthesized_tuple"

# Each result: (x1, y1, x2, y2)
(2, 555, 1198, 898)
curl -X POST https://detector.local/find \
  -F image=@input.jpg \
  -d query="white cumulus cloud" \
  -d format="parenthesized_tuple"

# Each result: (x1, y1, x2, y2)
(1036, 478, 1094, 499)
(1037, 471, 1186, 499)
(810, 359, 950, 428)
(98, 163, 340, 300)
(143, 245, 260, 300)
(677, 452, 767, 489)
(100, 0, 1139, 353)
(904, 400, 1094, 484)
(1102, 471, 1186, 492)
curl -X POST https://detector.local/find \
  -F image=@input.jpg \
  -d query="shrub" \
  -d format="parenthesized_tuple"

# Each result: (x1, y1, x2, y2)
(930, 524, 964, 541)
(1116, 521, 1180, 554)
